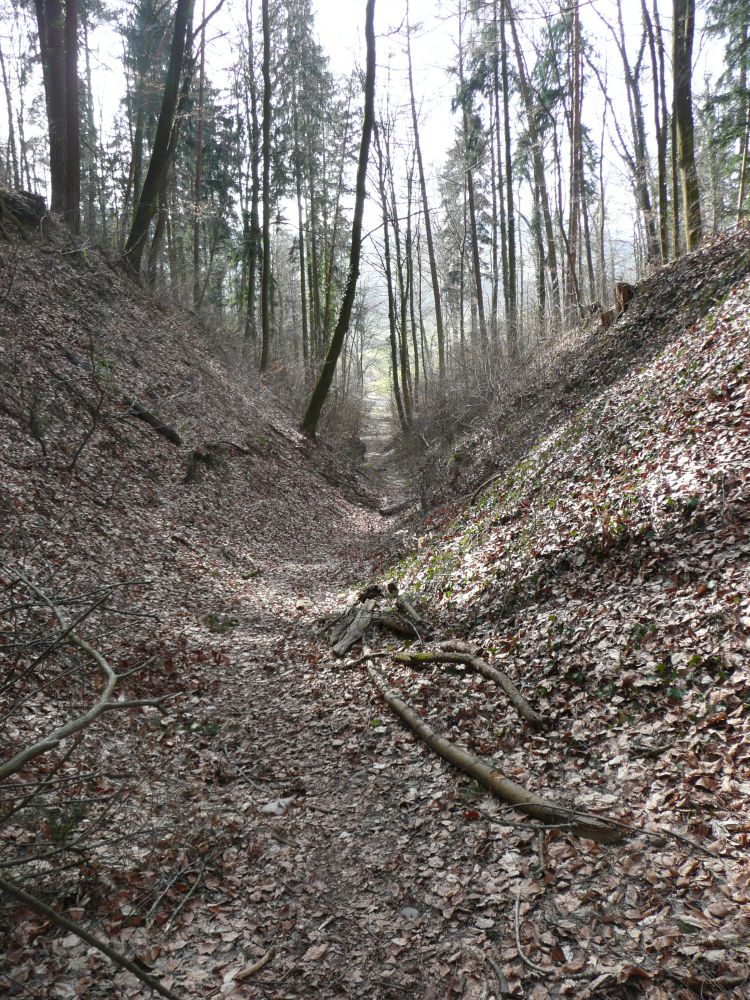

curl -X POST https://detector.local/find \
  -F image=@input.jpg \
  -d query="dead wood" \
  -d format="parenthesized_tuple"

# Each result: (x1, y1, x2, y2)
(395, 646, 546, 730)
(121, 395, 182, 445)
(332, 599, 375, 657)
(386, 581, 425, 626)
(365, 662, 621, 844)
(372, 612, 418, 637)
(330, 607, 356, 645)
(0, 567, 173, 781)
(0, 875, 185, 1000)
(471, 471, 505, 504)
(379, 498, 417, 516)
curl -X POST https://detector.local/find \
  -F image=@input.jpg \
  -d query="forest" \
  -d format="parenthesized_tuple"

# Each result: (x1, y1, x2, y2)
(1, 0, 749, 998)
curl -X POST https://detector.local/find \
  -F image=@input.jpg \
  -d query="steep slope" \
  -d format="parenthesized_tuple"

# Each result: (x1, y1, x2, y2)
(387, 230, 750, 993)
(2, 216, 749, 1000)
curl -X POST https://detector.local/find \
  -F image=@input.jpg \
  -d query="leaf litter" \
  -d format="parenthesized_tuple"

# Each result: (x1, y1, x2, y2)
(0, 218, 749, 998)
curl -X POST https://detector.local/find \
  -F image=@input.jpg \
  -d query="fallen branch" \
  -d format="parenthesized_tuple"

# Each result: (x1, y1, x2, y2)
(121, 395, 182, 446)
(514, 882, 553, 976)
(0, 875, 185, 1000)
(365, 662, 621, 844)
(0, 568, 175, 781)
(235, 947, 275, 981)
(386, 581, 425, 626)
(395, 646, 545, 730)
(471, 471, 504, 504)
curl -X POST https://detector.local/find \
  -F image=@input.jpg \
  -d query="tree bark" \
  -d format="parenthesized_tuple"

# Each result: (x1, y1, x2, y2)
(407, 3, 445, 377)
(259, 0, 272, 370)
(300, 0, 376, 438)
(34, 0, 67, 215)
(641, 0, 668, 262)
(192, 0, 206, 307)
(673, 0, 702, 250)
(503, 0, 560, 323)
(123, 0, 195, 277)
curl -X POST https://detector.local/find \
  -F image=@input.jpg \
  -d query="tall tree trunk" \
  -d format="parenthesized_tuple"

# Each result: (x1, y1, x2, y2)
(293, 93, 309, 366)
(673, 0, 702, 250)
(63, 0, 79, 231)
(0, 43, 20, 188)
(504, 0, 560, 322)
(736, 19, 750, 223)
(374, 123, 406, 429)
(123, 0, 195, 276)
(499, 1, 517, 353)
(386, 132, 412, 419)
(407, 2, 445, 377)
(81, 7, 98, 238)
(642, 0, 668, 262)
(193, 0, 206, 307)
(300, 0, 376, 438)
(605, 0, 658, 264)
(567, 3, 582, 313)
(458, 7, 488, 350)
(243, 0, 261, 345)
(34, 0, 67, 214)
(259, 0, 272, 370)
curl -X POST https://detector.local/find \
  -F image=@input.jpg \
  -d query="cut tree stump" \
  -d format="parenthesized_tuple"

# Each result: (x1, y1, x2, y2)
(366, 661, 621, 844)
(332, 599, 375, 657)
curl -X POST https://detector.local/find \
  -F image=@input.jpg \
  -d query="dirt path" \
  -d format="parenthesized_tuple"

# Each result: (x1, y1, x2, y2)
(361, 391, 414, 514)
(154, 488, 501, 999)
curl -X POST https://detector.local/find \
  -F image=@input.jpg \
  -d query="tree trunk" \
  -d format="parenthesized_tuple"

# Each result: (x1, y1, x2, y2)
(504, 0, 560, 322)
(567, 3, 582, 314)
(499, 1, 517, 353)
(293, 93, 309, 365)
(34, 0, 67, 215)
(300, 0, 376, 438)
(63, 0, 79, 231)
(407, 2, 445, 377)
(123, 0, 195, 277)
(642, 0, 668, 262)
(736, 19, 750, 223)
(673, 0, 702, 250)
(458, 7, 488, 350)
(193, 0, 206, 307)
(243, 0, 261, 345)
(259, 0, 272, 370)
(0, 43, 20, 188)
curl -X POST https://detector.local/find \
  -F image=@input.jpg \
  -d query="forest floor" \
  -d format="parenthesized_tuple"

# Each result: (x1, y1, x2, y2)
(1, 217, 749, 1000)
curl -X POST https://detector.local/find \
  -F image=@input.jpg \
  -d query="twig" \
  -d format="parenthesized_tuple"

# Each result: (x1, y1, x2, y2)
(235, 948, 275, 981)
(0, 567, 176, 781)
(514, 882, 552, 976)
(486, 953, 509, 995)
(163, 858, 209, 937)
(0, 875, 185, 1000)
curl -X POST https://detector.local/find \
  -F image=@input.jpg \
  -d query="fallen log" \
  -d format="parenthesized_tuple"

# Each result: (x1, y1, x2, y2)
(386, 581, 425, 626)
(332, 599, 375, 657)
(372, 611, 418, 638)
(379, 498, 417, 516)
(122, 395, 182, 446)
(394, 647, 545, 730)
(366, 662, 621, 844)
